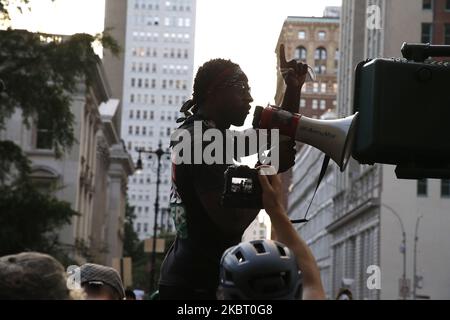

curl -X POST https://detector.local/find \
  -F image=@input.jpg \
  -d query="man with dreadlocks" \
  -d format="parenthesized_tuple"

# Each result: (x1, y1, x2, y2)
(159, 45, 308, 300)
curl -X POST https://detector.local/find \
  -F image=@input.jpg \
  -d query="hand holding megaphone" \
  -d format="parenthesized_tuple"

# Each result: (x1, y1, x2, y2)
(253, 106, 359, 172)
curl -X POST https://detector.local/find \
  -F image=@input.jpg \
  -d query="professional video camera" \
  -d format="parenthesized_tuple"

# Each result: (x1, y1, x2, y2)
(353, 42, 450, 179)
(221, 165, 263, 209)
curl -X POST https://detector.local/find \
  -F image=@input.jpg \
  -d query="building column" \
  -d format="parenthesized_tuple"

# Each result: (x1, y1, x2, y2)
(105, 143, 134, 266)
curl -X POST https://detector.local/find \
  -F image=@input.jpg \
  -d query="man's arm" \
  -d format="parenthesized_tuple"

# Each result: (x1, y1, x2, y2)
(279, 43, 308, 113)
(258, 168, 326, 300)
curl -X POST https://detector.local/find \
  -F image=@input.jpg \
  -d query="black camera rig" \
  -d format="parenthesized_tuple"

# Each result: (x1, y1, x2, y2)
(353, 42, 450, 179)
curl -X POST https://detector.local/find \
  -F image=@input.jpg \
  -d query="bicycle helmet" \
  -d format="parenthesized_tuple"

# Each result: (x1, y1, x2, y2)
(219, 239, 301, 300)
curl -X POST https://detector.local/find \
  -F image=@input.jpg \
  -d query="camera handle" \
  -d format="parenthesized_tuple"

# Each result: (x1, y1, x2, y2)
(401, 42, 450, 62)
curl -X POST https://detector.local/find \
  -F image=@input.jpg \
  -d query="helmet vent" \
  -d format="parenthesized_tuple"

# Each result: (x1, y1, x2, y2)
(253, 242, 266, 254)
(277, 245, 287, 257)
(234, 251, 246, 263)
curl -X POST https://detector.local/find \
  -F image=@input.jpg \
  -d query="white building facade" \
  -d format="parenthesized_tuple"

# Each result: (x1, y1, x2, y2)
(120, 0, 197, 239)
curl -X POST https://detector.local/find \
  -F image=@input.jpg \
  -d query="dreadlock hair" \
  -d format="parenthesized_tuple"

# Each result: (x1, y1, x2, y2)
(178, 58, 241, 121)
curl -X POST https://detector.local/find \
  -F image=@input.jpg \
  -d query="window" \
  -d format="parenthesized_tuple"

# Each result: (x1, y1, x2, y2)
(129, 110, 134, 119)
(320, 100, 326, 110)
(300, 99, 306, 108)
(130, 94, 135, 103)
(421, 23, 432, 43)
(167, 128, 171, 136)
(144, 223, 148, 233)
(315, 47, 327, 74)
(441, 179, 450, 197)
(164, 17, 170, 26)
(313, 83, 319, 93)
(294, 46, 307, 61)
(298, 31, 306, 39)
(136, 223, 141, 232)
(315, 47, 327, 60)
(128, 126, 132, 134)
(312, 100, 318, 109)
(318, 31, 326, 40)
(36, 116, 53, 149)
(422, 0, 432, 9)
(321, 83, 327, 93)
(417, 179, 428, 196)
(445, 24, 450, 45)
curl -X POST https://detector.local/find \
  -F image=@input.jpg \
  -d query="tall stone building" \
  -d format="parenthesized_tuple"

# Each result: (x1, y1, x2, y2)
(275, 15, 340, 119)
(105, 0, 197, 240)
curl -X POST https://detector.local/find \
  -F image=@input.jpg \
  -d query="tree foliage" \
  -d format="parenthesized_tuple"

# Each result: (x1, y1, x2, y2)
(0, 29, 119, 155)
(0, 0, 121, 262)
(0, 180, 78, 257)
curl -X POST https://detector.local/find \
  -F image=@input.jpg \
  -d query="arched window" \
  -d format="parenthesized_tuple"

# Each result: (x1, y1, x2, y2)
(315, 47, 327, 74)
(315, 47, 327, 60)
(294, 46, 307, 61)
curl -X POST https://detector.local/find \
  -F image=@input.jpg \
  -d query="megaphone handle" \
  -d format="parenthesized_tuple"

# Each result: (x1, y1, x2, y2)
(290, 155, 330, 225)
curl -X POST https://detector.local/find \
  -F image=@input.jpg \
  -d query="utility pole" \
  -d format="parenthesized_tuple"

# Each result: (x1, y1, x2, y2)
(413, 215, 423, 300)
(381, 203, 408, 299)
(136, 141, 170, 294)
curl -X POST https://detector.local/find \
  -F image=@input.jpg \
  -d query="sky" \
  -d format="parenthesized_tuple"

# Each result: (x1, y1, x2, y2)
(9, 0, 342, 123)
(9, 0, 342, 232)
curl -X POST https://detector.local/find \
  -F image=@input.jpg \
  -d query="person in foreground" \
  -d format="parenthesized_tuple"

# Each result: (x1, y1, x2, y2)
(219, 167, 326, 300)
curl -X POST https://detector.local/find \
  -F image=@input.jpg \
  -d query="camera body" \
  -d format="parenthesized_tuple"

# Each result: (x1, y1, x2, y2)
(353, 43, 450, 179)
(221, 165, 263, 209)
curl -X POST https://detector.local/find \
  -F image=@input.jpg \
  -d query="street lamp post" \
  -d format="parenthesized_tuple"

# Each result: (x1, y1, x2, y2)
(413, 215, 423, 300)
(380, 203, 407, 300)
(136, 141, 170, 293)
